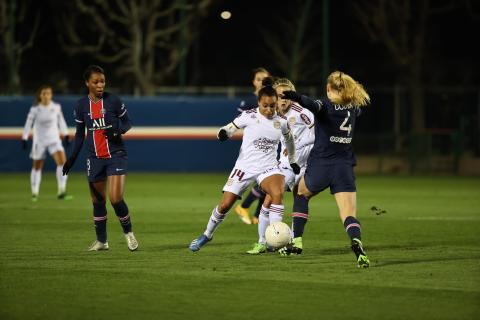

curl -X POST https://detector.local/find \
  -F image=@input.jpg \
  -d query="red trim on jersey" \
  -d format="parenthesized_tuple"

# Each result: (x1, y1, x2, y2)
(89, 99, 111, 159)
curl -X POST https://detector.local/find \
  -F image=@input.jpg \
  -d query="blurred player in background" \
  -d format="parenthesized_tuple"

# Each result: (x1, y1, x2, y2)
(62, 65, 138, 252)
(273, 78, 315, 254)
(22, 85, 71, 201)
(280, 71, 371, 268)
(189, 84, 300, 253)
(234, 67, 271, 225)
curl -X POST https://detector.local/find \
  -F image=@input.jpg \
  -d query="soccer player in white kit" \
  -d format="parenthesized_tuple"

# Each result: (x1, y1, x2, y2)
(189, 84, 301, 253)
(22, 85, 70, 201)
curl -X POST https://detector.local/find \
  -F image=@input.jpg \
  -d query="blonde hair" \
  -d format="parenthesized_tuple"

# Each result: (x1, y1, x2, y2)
(327, 71, 370, 107)
(273, 78, 296, 92)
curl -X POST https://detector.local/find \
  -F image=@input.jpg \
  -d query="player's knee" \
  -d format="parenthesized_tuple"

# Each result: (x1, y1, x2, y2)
(269, 189, 283, 204)
(109, 193, 123, 204)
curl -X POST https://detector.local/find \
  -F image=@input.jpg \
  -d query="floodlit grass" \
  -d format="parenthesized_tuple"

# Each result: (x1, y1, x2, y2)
(1, 173, 479, 320)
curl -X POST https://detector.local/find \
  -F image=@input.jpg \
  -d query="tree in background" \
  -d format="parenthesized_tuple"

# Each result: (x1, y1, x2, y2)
(352, 0, 454, 133)
(0, 0, 40, 94)
(57, 0, 212, 95)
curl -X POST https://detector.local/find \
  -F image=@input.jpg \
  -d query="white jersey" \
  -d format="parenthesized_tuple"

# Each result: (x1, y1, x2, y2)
(279, 103, 315, 168)
(22, 102, 68, 145)
(232, 108, 290, 174)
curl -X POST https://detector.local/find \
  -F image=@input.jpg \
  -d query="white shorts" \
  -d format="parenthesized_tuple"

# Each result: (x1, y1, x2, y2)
(30, 140, 64, 160)
(223, 166, 284, 197)
(281, 164, 307, 191)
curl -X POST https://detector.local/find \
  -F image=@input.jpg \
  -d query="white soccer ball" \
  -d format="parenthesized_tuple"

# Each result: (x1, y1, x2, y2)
(265, 221, 292, 249)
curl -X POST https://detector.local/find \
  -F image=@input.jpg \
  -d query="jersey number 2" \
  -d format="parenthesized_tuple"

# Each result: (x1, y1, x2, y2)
(340, 111, 352, 136)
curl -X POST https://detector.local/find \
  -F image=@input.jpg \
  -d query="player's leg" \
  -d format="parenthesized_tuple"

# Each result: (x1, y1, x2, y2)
(332, 164, 369, 268)
(252, 185, 266, 224)
(234, 183, 265, 224)
(246, 173, 285, 254)
(51, 149, 70, 199)
(30, 159, 44, 201)
(106, 156, 137, 251)
(88, 179, 109, 251)
(190, 167, 251, 252)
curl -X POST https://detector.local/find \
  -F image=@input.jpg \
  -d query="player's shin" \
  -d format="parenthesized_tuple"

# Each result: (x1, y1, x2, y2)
(344, 216, 362, 240)
(30, 169, 41, 196)
(112, 200, 132, 234)
(56, 165, 67, 194)
(204, 206, 226, 239)
(292, 193, 309, 238)
(93, 202, 107, 243)
(269, 204, 284, 224)
(258, 206, 270, 244)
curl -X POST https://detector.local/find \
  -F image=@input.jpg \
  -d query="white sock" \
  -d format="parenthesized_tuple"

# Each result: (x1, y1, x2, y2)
(30, 169, 42, 196)
(258, 206, 270, 244)
(204, 206, 226, 239)
(269, 204, 284, 224)
(56, 166, 67, 194)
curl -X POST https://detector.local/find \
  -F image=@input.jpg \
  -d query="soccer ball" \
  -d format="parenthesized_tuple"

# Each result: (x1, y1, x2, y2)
(265, 221, 292, 249)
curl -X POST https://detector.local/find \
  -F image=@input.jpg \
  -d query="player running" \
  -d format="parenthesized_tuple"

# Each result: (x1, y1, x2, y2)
(279, 71, 371, 268)
(189, 84, 300, 253)
(62, 65, 138, 252)
(234, 67, 271, 225)
(22, 85, 71, 201)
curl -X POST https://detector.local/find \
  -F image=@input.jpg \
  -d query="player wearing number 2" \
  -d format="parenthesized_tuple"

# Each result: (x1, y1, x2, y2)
(280, 71, 371, 268)
(189, 84, 300, 253)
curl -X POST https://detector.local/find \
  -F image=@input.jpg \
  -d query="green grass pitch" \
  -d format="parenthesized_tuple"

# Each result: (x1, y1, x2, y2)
(1, 173, 479, 320)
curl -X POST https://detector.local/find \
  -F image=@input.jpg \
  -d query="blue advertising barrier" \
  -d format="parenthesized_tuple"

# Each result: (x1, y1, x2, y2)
(0, 96, 246, 172)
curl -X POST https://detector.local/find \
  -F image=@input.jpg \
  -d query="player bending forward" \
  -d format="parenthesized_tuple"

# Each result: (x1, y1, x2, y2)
(189, 84, 300, 252)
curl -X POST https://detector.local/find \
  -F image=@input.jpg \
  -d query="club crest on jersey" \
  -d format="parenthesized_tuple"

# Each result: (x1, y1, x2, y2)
(100, 108, 106, 115)
(226, 178, 234, 186)
(288, 117, 296, 125)
(273, 120, 281, 129)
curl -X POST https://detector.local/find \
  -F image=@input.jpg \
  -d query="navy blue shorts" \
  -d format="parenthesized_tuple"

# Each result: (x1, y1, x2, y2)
(86, 155, 128, 182)
(304, 162, 356, 194)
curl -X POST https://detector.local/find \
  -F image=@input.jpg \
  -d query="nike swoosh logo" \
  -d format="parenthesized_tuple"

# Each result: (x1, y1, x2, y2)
(116, 168, 124, 171)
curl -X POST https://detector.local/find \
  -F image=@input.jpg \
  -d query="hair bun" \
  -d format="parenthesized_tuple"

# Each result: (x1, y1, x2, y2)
(262, 76, 274, 87)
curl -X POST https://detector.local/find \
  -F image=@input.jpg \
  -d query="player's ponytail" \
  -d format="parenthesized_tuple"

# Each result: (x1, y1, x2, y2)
(327, 71, 370, 107)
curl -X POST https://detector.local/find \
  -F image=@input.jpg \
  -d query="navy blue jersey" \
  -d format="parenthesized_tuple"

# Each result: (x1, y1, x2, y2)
(73, 92, 131, 159)
(237, 93, 258, 113)
(302, 96, 361, 165)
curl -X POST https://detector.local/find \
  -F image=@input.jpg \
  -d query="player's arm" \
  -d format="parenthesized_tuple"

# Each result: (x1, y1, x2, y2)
(63, 105, 85, 175)
(57, 105, 70, 146)
(281, 91, 323, 114)
(21, 107, 36, 149)
(217, 112, 248, 141)
(282, 123, 300, 174)
(104, 98, 132, 142)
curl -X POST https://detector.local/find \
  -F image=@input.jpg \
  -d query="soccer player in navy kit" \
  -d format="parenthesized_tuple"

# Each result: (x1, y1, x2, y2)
(281, 71, 371, 268)
(62, 65, 138, 252)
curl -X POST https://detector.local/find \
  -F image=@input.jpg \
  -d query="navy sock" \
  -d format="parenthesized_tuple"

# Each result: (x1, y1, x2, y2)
(112, 200, 132, 234)
(93, 202, 107, 243)
(344, 216, 361, 240)
(253, 196, 265, 218)
(292, 194, 309, 238)
(241, 184, 265, 209)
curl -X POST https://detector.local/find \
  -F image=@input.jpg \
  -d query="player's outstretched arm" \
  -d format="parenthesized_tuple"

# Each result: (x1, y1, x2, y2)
(282, 91, 322, 114)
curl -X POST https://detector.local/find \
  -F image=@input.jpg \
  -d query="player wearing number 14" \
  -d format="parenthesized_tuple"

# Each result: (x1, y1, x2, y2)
(189, 84, 300, 252)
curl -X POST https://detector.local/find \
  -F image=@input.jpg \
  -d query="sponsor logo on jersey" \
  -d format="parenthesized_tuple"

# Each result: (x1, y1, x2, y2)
(334, 104, 354, 111)
(273, 120, 281, 129)
(330, 136, 352, 144)
(288, 117, 296, 125)
(300, 114, 311, 125)
(253, 137, 277, 153)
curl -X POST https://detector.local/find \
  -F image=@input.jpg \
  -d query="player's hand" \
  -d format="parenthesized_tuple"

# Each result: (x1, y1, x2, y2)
(62, 158, 74, 176)
(21, 139, 28, 150)
(290, 162, 301, 174)
(281, 90, 301, 103)
(103, 128, 122, 143)
(217, 129, 229, 141)
(63, 135, 71, 147)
